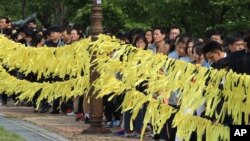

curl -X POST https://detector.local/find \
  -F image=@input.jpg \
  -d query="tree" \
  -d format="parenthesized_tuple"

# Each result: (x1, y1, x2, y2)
(22, 0, 27, 19)
(0, 0, 249, 36)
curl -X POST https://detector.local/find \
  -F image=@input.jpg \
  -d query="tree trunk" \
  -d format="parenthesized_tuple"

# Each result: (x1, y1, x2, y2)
(54, 0, 64, 25)
(22, 0, 27, 19)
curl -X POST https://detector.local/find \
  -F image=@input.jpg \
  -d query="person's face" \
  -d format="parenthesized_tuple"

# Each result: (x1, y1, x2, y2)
(39, 38, 46, 47)
(153, 29, 165, 43)
(70, 29, 80, 42)
(210, 35, 223, 44)
(193, 48, 204, 61)
(28, 22, 36, 28)
(50, 32, 61, 41)
(187, 42, 194, 57)
(176, 42, 187, 56)
(17, 34, 23, 41)
(229, 40, 245, 52)
(61, 31, 70, 41)
(169, 28, 180, 40)
(145, 31, 153, 43)
(0, 18, 8, 29)
(135, 38, 146, 50)
(25, 36, 32, 42)
(205, 51, 221, 63)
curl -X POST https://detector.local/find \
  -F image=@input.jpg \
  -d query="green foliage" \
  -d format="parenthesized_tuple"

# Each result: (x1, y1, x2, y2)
(0, 0, 249, 36)
(0, 127, 26, 141)
(0, 0, 22, 20)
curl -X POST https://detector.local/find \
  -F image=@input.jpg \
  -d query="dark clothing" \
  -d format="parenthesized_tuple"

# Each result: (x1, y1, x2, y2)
(228, 50, 250, 75)
(44, 39, 64, 112)
(211, 57, 229, 70)
(75, 96, 83, 114)
(1, 92, 8, 104)
(45, 39, 64, 47)
(227, 49, 250, 125)
(103, 95, 121, 122)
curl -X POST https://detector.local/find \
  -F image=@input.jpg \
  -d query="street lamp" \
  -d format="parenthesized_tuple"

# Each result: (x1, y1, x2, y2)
(83, 0, 110, 134)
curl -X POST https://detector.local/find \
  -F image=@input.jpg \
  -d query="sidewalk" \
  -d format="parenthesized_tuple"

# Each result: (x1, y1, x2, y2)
(0, 102, 152, 141)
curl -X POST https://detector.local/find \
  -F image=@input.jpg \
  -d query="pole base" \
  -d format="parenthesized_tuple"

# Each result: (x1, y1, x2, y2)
(82, 126, 111, 134)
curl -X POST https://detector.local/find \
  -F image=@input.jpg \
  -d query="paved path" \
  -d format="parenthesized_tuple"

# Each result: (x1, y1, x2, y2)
(0, 115, 68, 141)
(0, 103, 152, 141)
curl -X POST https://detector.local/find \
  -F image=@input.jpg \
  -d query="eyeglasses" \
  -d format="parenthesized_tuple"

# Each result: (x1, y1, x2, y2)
(233, 43, 244, 46)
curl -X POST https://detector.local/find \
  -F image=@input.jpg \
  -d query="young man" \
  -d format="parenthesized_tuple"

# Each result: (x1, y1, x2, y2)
(148, 26, 167, 54)
(0, 16, 10, 34)
(61, 27, 71, 44)
(228, 36, 250, 74)
(210, 30, 224, 45)
(202, 41, 228, 69)
(169, 25, 181, 41)
(227, 33, 245, 53)
(44, 25, 64, 114)
(45, 25, 64, 47)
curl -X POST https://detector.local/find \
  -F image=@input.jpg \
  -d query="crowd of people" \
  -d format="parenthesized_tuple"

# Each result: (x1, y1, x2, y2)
(1, 15, 250, 141)
(0, 16, 90, 123)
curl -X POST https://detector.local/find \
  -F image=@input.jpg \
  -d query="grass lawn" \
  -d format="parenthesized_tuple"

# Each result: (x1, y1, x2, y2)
(0, 126, 26, 141)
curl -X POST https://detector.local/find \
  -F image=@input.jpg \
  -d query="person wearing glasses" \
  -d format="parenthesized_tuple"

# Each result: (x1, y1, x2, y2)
(226, 33, 245, 53)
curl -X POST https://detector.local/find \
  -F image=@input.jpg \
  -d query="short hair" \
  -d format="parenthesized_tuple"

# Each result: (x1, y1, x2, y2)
(177, 35, 190, 45)
(202, 41, 223, 55)
(24, 28, 35, 37)
(31, 34, 43, 46)
(47, 25, 61, 34)
(0, 16, 10, 23)
(133, 34, 148, 50)
(209, 30, 224, 39)
(61, 26, 71, 34)
(153, 26, 167, 35)
(226, 33, 244, 45)
(165, 39, 176, 53)
(170, 25, 182, 34)
(71, 28, 82, 38)
(27, 19, 36, 24)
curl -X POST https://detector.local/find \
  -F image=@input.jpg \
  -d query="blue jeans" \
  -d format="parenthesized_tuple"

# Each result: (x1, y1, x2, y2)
(124, 106, 145, 132)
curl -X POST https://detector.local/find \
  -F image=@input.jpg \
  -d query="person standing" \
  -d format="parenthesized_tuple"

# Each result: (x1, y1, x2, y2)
(45, 25, 64, 114)
(0, 17, 10, 34)
(0, 16, 11, 105)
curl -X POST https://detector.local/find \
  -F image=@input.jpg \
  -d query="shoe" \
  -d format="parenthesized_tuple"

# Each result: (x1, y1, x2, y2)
(1, 101, 7, 105)
(40, 106, 50, 113)
(75, 113, 84, 121)
(124, 130, 141, 138)
(112, 120, 120, 127)
(135, 131, 141, 138)
(84, 117, 90, 123)
(153, 134, 160, 140)
(65, 108, 73, 115)
(105, 122, 113, 128)
(114, 130, 125, 136)
(25, 101, 32, 107)
(67, 111, 75, 116)
(50, 110, 59, 114)
(33, 109, 39, 113)
(124, 131, 136, 137)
